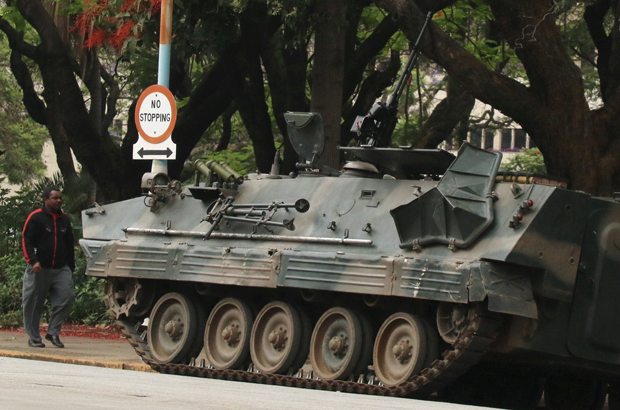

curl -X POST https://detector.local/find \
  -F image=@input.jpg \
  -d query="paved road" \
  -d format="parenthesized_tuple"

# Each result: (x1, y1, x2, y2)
(1, 357, 488, 410)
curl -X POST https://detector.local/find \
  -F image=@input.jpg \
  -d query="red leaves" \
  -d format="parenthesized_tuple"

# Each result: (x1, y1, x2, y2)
(120, 0, 137, 13)
(56, 324, 124, 340)
(110, 21, 138, 52)
(71, 0, 110, 38)
(84, 27, 108, 48)
(71, 0, 157, 52)
(1, 324, 124, 340)
(150, 0, 162, 15)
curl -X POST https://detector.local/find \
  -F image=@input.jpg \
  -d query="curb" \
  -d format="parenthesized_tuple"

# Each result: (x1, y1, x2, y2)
(0, 349, 155, 373)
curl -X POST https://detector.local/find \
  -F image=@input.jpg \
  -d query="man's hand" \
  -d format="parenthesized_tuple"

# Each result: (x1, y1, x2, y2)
(32, 262, 43, 274)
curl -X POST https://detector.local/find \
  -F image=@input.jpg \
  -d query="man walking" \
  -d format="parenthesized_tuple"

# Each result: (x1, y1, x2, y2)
(22, 186, 75, 348)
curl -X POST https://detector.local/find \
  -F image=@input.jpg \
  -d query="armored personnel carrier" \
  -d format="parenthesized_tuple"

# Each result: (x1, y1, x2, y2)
(80, 118, 620, 408)
(79, 18, 620, 408)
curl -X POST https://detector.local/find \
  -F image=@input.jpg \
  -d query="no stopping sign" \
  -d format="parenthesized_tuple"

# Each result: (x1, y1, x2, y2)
(135, 85, 177, 144)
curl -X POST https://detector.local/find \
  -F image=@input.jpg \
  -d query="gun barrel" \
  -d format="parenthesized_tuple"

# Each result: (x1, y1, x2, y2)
(218, 162, 244, 185)
(386, 12, 432, 109)
(224, 208, 266, 217)
(194, 160, 212, 179)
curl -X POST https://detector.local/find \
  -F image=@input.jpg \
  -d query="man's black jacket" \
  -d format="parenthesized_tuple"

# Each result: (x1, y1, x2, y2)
(22, 208, 75, 271)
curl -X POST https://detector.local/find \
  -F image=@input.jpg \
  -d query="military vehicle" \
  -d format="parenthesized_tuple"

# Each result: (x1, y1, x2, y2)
(79, 16, 620, 410)
(80, 128, 620, 409)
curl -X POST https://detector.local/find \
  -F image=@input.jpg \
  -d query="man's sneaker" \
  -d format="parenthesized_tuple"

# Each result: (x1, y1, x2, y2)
(45, 334, 64, 348)
(28, 339, 45, 348)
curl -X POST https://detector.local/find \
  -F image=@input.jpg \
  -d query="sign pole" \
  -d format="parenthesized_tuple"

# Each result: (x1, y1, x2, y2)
(133, 0, 177, 165)
(152, 0, 173, 174)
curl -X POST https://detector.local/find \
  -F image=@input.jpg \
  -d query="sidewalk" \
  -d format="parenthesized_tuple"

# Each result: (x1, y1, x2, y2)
(0, 327, 153, 372)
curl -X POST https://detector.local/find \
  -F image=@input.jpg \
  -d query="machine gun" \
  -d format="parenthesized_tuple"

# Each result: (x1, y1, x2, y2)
(351, 12, 432, 147)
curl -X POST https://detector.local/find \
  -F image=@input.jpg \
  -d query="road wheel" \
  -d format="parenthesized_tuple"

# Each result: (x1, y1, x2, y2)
(373, 312, 427, 387)
(310, 307, 363, 380)
(204, 298, 253, 370)
(147, 292, 197, 364)
(250, 301, 303, 374)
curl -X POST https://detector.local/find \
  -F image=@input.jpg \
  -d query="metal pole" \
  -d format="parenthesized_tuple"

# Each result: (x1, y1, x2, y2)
(122, 227, 374, 246)
(152, 0, 173, 174)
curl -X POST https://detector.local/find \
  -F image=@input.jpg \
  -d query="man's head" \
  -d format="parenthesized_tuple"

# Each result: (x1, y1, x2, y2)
(43, 186, 63, 213)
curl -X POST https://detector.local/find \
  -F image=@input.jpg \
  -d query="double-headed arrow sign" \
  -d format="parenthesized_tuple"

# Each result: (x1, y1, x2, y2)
(137, 147, 174, 158)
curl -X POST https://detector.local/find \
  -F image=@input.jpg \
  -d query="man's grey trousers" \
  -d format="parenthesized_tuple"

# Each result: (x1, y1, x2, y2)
(22, 265, 75, 343)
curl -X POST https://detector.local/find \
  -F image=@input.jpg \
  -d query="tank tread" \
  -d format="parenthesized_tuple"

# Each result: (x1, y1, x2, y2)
(115, 304, 502, 397)
(115, 319, 152, 361)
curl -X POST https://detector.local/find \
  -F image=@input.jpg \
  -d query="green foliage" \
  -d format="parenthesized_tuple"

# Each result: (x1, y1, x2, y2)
(0, 187, 40, 255)
(124, 46, 159, 97)
(0, 6, 26, 32)
(436, 1, 519, 74)
(557, 2, 602, 105)
(197, 144, 257, 176)
(67, 254, 108, 325)
(0, 251, 26, 326)
(500, 148, 547, 174)
(391, 116, 421, 147)
(0, 35, 48, 184)
(0, 310, 22, 328)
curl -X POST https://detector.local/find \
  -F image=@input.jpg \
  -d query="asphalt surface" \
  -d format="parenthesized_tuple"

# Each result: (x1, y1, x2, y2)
(0, 328, 590, 409)
(0, 328, 493, 410)
(1, 357, 491, 410)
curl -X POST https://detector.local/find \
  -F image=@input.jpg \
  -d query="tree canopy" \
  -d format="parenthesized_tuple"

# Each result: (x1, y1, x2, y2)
(1, 0, 619, 198)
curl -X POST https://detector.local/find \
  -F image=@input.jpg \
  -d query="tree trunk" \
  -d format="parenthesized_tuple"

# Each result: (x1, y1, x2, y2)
(311, 0, 347, 170)
(167, 54, 236, 178)
(216, 102, 238, 152)
(232, 14, 277, 173)
(44, 97, 77, 182)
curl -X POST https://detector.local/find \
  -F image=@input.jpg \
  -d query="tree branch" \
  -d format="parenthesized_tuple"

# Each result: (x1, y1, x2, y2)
(584, 0, 612, 55)
(15, 0, 67, 56)
(584, 0, 612, 101)
(343, 14, 399, 100)
(571, 46, 598, 68)
(164, 51, 237, 178)
(415, 0, 456, 12)
(9, 50, 47, 124)
(0, 14, 38, 60)
(376, 0, 540, 127)
(216, 102, 238, 151)
(487, 0, 585, 107)
(101, 65, 119, 131)
(235, 13, 277, 172)
(83, 49, 103, 134)
(341, 50, 401, 145)
(415, 76, 475, 149)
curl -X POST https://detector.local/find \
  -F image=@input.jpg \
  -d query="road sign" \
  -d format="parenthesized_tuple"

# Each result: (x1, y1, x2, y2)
(133, 137, 176, 160)
(133, 84, 177, 160)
